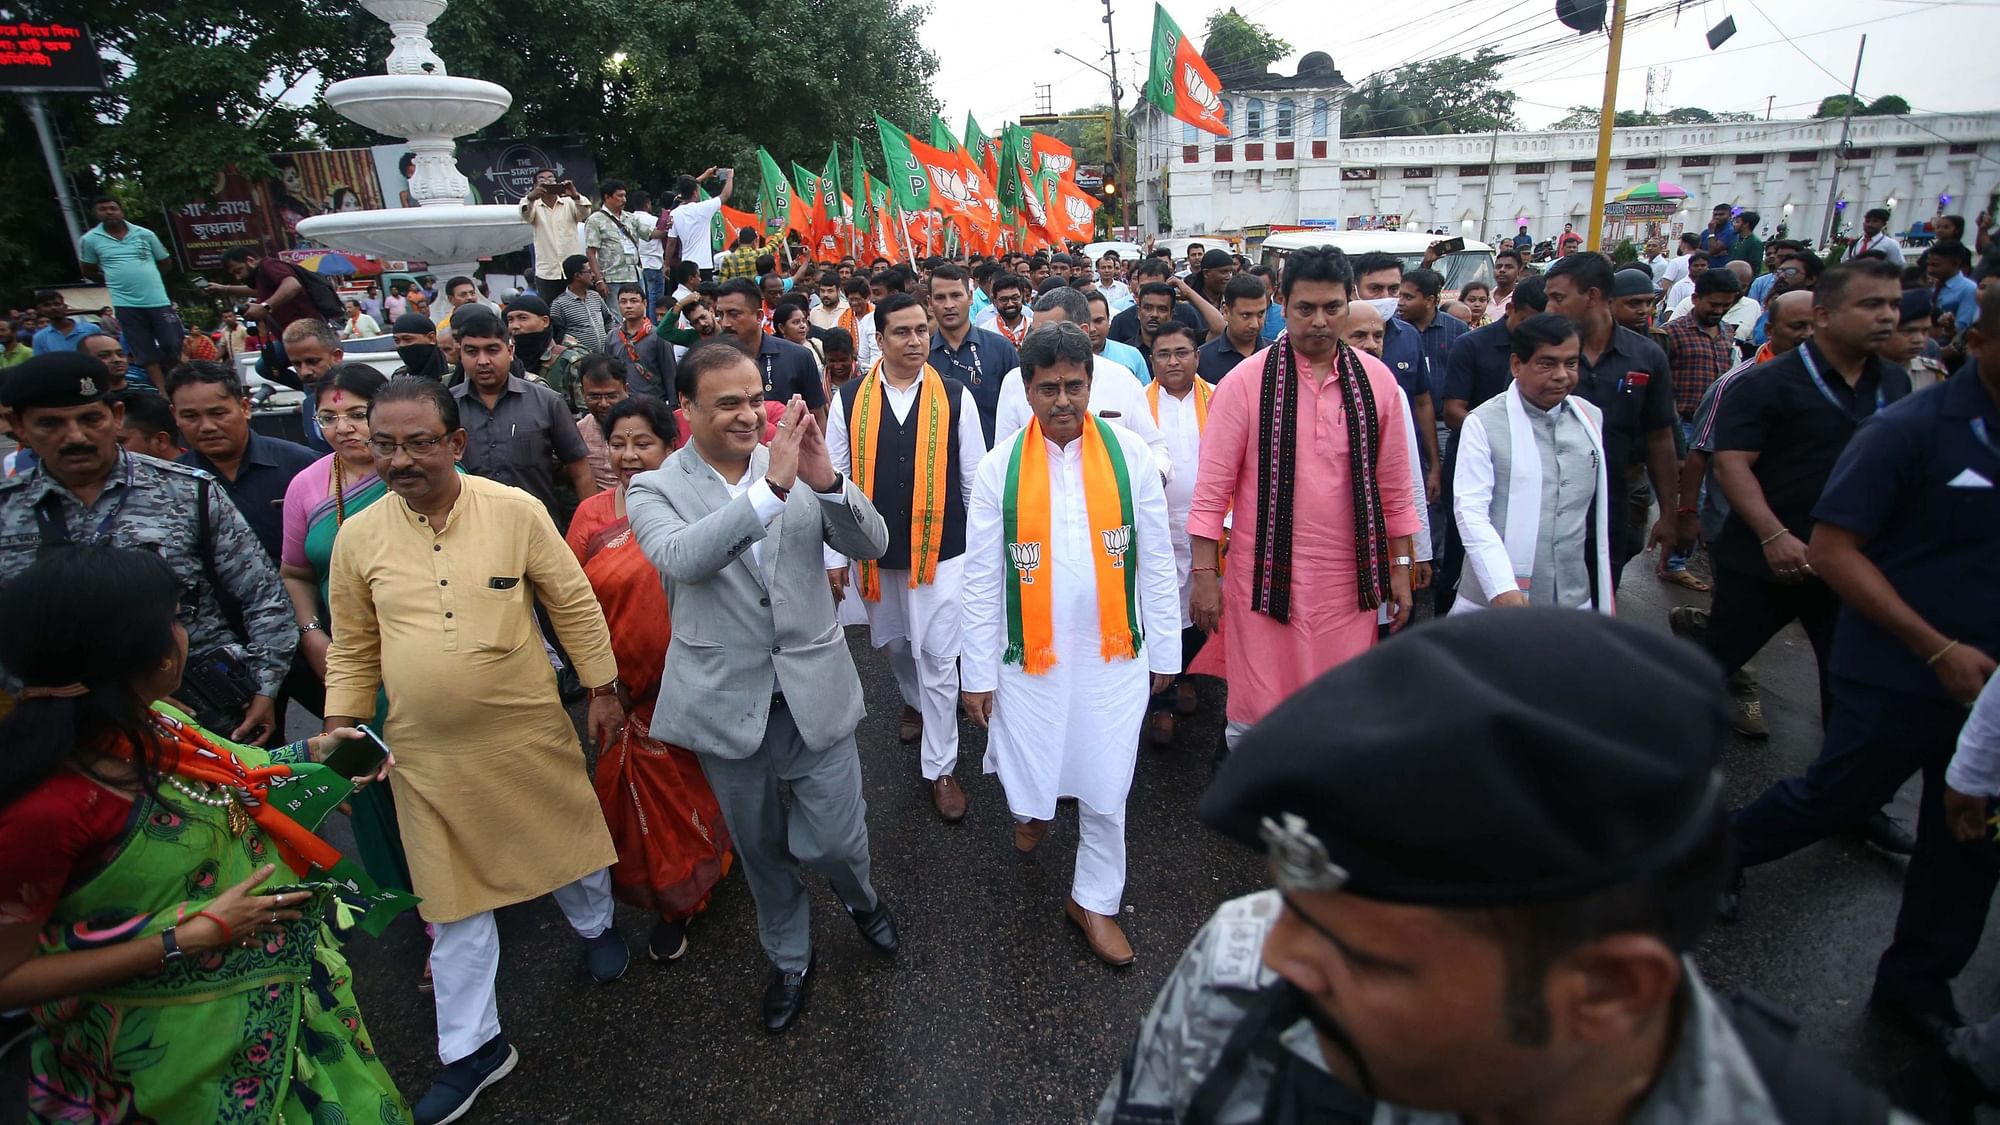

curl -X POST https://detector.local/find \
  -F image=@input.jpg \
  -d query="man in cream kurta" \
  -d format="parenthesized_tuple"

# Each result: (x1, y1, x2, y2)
(1140, 321, 1214, 744)
(826, 294, 987, 819)
(324, 379, 625, 1120)
(1450, 313, 1614, 614)
(961, 322, 1181, 967)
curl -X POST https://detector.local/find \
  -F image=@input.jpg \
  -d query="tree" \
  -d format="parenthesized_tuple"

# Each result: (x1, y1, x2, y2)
(1344, 50, 1519, 137)
(1861, 94, 1911, 116)
(1202, 8, 1291, 85)
(11, 0, 938, 292)
(1552, 105, 1756, 129)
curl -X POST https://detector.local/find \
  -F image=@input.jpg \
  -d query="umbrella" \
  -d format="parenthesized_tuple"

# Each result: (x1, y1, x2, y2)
(1614, 181, 1689, 202)
(290, 251, 381, 278)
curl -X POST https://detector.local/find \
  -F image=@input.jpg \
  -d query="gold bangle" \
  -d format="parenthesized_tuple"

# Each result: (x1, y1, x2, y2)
(1758, 527, 1790, 546)
(1927, 639, 1960, 666)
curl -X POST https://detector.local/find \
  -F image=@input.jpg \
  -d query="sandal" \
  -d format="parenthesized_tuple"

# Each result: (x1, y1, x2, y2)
(1659, 569, 1710, 593)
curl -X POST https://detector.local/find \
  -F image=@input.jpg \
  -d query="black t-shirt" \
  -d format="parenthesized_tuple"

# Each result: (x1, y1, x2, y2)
(1568, 324, 1675, 475)
(1710, 340, 1912, 576)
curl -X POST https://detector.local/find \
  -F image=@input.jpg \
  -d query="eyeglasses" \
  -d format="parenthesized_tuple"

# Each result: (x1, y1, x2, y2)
(582, 390, 627, 405)
(1151, 348, 1197, 363)
(366, 434, 448, 457)
(315, 407, 370, 429)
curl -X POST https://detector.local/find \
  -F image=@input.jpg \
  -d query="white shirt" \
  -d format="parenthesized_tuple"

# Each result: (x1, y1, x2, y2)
(1666, 294, 1761, 342)
(849, 311, 881, 370)
(1149, 381, 1207, 618)
(1860, 231, 1907, 268)
(1945, 675, 2000, 796)
(993, 357, 1174, 482)
(1664, 275, 1696, 310)
(1644, 254, 1669, 281)
(1659, 254, 1692, 293)
(1099, 279, 1134, 313)
(670, 196, 725, 270)
(631, 209, 664, 271)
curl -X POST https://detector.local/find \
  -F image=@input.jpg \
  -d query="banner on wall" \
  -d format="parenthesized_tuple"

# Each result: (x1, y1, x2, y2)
(370, 135, 600, 208)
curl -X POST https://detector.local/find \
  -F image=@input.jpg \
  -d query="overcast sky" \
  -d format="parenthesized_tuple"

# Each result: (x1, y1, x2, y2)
(922, 0, 1995, 134)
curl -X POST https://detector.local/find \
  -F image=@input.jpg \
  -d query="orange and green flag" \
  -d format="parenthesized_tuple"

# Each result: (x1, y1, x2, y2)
(1143, 3, 1227, 137)
(818, 145, 844, 259)
(1030, 132, 1077, 182)
(756, 146, 809, 241)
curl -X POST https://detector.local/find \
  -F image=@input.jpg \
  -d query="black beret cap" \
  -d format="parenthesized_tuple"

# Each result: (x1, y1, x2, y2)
(1611, 267, 1657, 299)
(0, 352, 113, 410)
(1199, 609, 1728, 907)
(391, 311, 436, 336)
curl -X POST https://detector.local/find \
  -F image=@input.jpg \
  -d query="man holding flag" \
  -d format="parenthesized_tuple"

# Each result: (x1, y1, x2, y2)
(961, 321, 1181, 967)
(827, 292, 988, 820)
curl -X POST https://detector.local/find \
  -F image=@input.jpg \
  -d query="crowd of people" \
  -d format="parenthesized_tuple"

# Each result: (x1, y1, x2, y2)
(1, 169, 1997, 1125)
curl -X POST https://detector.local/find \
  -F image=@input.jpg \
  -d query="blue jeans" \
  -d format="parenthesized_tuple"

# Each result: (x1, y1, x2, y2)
(642, 268, 666, 313)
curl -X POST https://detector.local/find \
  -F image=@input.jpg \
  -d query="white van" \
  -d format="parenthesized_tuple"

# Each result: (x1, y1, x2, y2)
(1259, 230, 1496, 300)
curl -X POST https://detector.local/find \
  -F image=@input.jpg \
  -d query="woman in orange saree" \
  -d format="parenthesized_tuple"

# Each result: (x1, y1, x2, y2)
(564, 396, 733, 963)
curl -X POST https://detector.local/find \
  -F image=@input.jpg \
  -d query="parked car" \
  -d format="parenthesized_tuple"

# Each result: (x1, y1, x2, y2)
(1258, 230, 1496, 301)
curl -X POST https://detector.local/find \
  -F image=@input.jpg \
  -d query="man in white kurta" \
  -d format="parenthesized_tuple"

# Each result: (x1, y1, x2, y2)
(1139, 321, 1214, 743)
(961, 322, 1181, 967)
(1450, 314, 1614, 614)
(826, 294, 987, 819)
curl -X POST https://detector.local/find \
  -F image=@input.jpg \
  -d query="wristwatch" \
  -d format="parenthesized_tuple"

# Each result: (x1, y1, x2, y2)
(299, 621, 324, 637)
(1391, 555, 1414, 568)
(161, 926, 186, 965)
(585, 683, 619, 700)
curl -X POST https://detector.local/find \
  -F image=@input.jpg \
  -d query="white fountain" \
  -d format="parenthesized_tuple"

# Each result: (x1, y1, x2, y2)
(295, 0, 530, 275)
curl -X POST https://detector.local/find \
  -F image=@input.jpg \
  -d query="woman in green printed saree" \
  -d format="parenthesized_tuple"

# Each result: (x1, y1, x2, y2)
(279, 363, 411, 897)
(0, 546, 408, 1124)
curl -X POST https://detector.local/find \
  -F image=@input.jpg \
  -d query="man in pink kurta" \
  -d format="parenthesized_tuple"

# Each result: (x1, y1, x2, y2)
(1188, 248, 1421, 748)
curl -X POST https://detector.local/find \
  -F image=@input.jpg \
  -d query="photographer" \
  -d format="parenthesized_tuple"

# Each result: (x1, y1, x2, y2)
(520, 168, 592, 304)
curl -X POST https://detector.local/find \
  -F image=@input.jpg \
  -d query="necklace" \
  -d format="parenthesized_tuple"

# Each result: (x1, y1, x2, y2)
(165, 774, 252, 837)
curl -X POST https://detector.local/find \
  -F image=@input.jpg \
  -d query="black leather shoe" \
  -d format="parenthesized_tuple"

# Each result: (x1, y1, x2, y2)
(762, 954, 813, 1034)
(1858, 809, 1918, 856)
(1871, 992, 1965, 1049)
(843, 894, 899, 956)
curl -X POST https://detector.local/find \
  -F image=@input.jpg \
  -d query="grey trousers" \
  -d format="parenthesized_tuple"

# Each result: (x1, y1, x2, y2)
(697, 702, 879, 973)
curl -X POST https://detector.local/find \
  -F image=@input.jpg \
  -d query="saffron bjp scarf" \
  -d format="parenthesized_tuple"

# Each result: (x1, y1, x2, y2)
(1001, 415, 1141, 674)
(1146, 376, 1213, 430)
(1253, 336, 1391, 622)
(851, 361, 952, 599)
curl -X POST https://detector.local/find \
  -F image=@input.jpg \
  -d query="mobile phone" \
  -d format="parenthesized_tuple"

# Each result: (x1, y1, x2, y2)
(321, 724, 390, 778)
(1439, 236, 1466, 254)
(194, 277, 212, 289)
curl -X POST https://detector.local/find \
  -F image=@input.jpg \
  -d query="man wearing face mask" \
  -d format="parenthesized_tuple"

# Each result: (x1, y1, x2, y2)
(502, 293, 589, 410)
(1099, 611, 1899, 1125)
(390, 312, 451, 382)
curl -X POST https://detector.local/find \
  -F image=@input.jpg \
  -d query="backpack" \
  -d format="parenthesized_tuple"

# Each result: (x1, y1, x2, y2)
(287, 262, 347, 320)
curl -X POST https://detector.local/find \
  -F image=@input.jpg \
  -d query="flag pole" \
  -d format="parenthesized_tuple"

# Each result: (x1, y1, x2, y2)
(1585, 0, 1628, 252)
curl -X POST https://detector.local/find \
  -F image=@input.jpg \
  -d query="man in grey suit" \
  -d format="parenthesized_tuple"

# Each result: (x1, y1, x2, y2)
(626, 341, 897, 1034)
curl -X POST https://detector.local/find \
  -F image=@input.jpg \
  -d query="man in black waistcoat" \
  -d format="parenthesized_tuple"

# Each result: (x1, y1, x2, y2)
(825, 292, 989, 821)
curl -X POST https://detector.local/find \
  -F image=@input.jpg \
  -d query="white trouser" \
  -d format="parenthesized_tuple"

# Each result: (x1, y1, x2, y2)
(885, 638, 961, 780)
(1224, 719, 1252, 753)
(1071, 802, 1128, 916)
(430, 867, 613, 1064)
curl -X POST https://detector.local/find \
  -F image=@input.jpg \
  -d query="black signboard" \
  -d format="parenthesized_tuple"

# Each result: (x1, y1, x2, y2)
(0, 17, 105, 93)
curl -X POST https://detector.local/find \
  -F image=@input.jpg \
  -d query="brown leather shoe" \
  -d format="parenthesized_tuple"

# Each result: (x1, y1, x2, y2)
(1013, 818, 1049, 853)
(1174, 680, 1198, 716)
(1146, 711, 1176, 748)
(897, 705, 922, 744)
(1065, 898, 1135, 966)
(932, 775, 967, 822)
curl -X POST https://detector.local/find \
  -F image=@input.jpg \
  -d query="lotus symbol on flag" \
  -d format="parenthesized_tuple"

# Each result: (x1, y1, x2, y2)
(1183, 64, 1220, 114)
(1009, 541, 1044, 583)
(931, 165, 972, 206)
(1065, 194, 1093, 227)
(1101, 525, 1132, 568)
(1042, 153, 1074, 177)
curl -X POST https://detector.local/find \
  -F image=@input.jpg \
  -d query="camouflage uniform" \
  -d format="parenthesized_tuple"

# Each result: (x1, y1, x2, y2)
(0, 450, 297, 696)
(528, 337, 590, 411)
(1097, 890, 1913, 1125)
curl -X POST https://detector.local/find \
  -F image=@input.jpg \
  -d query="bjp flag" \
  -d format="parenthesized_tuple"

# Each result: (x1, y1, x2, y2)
(1052, 178, 1102, 244)
(719, 203, 761, 248)
(1028, 131, 1076, 183)
(1143, 3, 1227, 137)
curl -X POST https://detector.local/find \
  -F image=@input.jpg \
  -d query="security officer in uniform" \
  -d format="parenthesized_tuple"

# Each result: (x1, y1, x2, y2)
(1098, 610, 1908, 1125)
(0, 352, 295, 742)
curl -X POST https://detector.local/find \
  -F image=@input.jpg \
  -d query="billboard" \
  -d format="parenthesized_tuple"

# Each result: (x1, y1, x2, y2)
(0, 18, 104, 93)
(369, 135, 598, 208)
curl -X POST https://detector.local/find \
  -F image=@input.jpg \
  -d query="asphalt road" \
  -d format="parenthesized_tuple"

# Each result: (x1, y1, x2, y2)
(5, 555, 1988, 1124)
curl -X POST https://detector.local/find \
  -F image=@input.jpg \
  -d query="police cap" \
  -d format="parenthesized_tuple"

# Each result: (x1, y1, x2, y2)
(1199, 609, 1728, 906)
(0, 352, 114, 411)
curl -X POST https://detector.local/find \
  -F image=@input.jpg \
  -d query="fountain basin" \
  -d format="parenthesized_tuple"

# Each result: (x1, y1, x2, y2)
(322, 74, 511, 138)
(296, 204, 528, 265)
